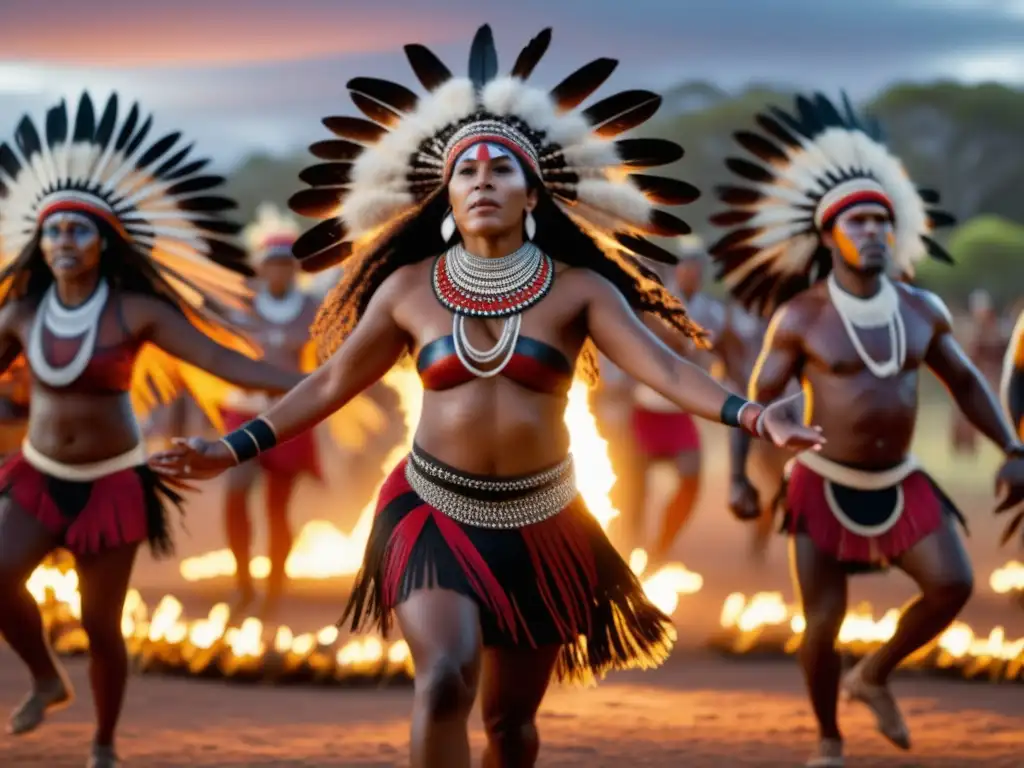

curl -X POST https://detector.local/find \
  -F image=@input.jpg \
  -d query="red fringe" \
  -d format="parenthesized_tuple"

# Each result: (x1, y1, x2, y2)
(786, 462, 943, 563)
(0, 452, 150, 554)
(520, 501, 598, 639)
(376, 459, 518, 638)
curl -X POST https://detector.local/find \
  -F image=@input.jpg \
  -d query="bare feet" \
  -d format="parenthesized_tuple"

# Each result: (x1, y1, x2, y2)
(841, 660, 911, 750)
(87, 743, 119, 768)
(7, 673, 73, 735)
(806, 738, 844, 767)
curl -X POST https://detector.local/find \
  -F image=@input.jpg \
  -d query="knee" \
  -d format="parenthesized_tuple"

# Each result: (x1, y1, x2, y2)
(926, 573, 974, 610)
(81, 613, 126, 652)
(801, 605, 846, 645)
(416, 660, 476, 721)
(483, 714, 539, 755)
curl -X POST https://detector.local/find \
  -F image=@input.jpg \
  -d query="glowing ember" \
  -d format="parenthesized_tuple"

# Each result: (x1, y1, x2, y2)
(714, 591, 1024, 681)
(990, 560, 1024, 595)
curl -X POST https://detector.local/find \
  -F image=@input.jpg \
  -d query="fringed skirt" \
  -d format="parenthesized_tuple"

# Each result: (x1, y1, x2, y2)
(0, 442, 184, 558)
(781, 452, 966, 573)
(222, 407, 322, 480)
(340, 445, 676, 684)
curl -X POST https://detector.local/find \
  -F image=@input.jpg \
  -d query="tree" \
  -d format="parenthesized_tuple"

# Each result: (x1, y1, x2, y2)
(916, 215, 1024, 308)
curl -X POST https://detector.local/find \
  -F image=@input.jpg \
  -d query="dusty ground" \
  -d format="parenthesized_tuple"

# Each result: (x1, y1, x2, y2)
(2, 406, 1023, 766)
(1, 649, 1022, 767)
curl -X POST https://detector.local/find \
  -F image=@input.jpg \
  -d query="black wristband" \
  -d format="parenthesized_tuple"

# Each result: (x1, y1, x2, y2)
(221, 417, 278, 464)
(720, 394, 748, 428)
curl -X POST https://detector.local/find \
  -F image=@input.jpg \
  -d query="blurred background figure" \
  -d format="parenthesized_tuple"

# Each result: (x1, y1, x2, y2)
(951, 289, 1009, 456)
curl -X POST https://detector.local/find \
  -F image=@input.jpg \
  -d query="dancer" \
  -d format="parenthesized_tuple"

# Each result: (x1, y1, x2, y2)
(709, 92, 1024, 767)
(952, 289, 1009, 454)
(629, 238, 717, 564)
(151, 25, 823, 768)
(713, 299, 794, 559)
(0, 92, 301, 767)
(220, 203, 321, 620)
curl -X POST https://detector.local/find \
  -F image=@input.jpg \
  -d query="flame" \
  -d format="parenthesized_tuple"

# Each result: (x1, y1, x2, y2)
(990, 560, 1024, 594)
(716, 591, 1024, 677)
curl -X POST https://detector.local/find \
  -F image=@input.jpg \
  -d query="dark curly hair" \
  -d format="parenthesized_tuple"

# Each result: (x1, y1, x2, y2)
(312, 177, 707, 385)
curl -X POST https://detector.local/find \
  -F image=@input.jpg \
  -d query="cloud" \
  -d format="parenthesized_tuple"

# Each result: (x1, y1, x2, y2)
(0, 0, 1021, 163)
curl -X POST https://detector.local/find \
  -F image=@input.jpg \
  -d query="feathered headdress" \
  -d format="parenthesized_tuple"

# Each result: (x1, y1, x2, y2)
(0, 91, 252, 309)
(287, 24, 699, 271)
(707, 92, 955, 316)
(0, 91, 258, 429)
(242, 202, 301, 266)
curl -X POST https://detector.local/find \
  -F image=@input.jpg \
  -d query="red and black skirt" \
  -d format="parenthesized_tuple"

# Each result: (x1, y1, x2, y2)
(0, 451, 184, 558)
(780, 457, 966, 573)
(340, 445, 676, 683)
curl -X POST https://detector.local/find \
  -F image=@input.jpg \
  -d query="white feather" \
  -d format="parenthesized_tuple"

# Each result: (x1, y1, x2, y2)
(342, 189, 416, 236)
(576, 178, 653, 229)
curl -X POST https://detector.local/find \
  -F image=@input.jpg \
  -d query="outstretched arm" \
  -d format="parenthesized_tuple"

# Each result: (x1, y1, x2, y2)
(1000, 311, 1024, 439)
(583, 273, 820, 450)
(149, 272, 412, 476)
(133, 297, 303, 394)
(925, 298, 1018, 453)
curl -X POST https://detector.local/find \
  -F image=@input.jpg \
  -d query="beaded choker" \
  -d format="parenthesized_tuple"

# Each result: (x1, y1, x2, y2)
(432, 242, 555, 378)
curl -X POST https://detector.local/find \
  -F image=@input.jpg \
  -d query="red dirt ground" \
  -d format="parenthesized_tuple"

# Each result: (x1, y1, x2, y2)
(2, 420, 1023, 766)
(1, 650, 1022, 766)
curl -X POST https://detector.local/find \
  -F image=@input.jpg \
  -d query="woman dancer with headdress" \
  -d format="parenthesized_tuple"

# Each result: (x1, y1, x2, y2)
(151, 26, 822, 767)
(0, 92, 301, 767)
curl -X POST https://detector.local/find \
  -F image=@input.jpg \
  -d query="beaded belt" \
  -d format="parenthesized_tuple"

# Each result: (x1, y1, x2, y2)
(404, 448, 578, 529)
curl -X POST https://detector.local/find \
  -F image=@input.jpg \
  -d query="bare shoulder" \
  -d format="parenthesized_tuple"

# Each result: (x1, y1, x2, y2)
(770, 287, 827, 337)
(897, 282, 953, 329)
(554, 266, 617, 301)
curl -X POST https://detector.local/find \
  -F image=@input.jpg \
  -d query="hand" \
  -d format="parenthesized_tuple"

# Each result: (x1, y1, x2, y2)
(728, 476, 761, 521)
(148, 437, 236, 481)
(759, 392, 825, 452)
(994, 455, 1024, 545)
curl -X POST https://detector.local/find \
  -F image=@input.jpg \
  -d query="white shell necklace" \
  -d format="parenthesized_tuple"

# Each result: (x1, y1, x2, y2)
(254, 288, 305, 325)
(28, 279, 110, 387)
(433, 242, 554, 378)
(827, 272, 906, 379)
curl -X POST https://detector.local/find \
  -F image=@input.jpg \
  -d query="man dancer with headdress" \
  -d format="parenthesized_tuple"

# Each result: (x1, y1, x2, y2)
(220, 204, 321, 621)
(709, 92, 1024, 766)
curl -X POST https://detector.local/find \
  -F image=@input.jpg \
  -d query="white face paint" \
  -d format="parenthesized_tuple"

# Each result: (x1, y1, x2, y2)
(451, 141, 526, 182)
(40, 211, 101, 252)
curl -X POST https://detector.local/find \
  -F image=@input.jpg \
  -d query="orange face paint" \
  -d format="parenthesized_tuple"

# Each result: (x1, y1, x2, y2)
(833, 225, 862, 268)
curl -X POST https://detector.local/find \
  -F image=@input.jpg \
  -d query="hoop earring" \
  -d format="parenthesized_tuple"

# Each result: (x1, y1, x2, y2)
(441, 211, 457, 243)
(525, 211, 536, 241)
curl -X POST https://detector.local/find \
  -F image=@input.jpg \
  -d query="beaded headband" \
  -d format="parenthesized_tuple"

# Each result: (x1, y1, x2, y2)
(708, 91, 956, 316)
(287, 24, 701, 272)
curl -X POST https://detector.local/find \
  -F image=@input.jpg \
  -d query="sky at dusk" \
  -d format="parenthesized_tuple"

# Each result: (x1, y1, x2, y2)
(1, 0, 1022, 166)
